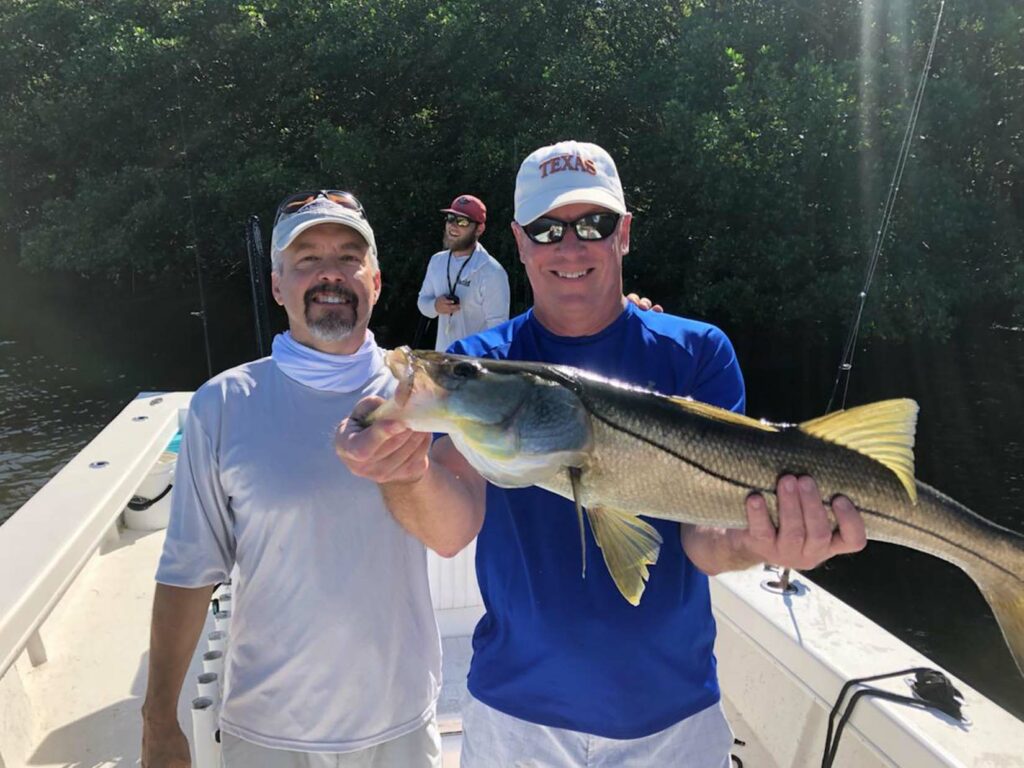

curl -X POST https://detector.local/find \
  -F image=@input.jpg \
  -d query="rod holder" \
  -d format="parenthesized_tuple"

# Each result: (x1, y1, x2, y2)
(202, 649, 224, 679)
(190, 697, 221, 768)
(197, 671, 220, 709)
(207, 629, 227, 653)
(214, 610, 231, 634)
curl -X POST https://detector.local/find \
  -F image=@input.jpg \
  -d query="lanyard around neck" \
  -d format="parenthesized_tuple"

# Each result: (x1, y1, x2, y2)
(446, 249, 473, 297)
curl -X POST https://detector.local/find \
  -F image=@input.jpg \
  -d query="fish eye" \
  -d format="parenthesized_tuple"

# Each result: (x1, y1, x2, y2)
(452, 362, 479, 379)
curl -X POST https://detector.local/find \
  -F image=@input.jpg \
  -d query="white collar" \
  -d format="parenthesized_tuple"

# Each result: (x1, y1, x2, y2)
(271, 330, 385, 393)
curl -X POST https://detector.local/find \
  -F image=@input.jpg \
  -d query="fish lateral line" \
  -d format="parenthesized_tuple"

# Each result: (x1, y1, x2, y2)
(586, 405, 1019, 580)
(585, 407, 779, 497)
(856, 504, 1024, 584)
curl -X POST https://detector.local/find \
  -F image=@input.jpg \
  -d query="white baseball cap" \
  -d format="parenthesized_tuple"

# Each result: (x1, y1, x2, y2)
(514, 140, 627, 225)
(271, 196, 377, 263)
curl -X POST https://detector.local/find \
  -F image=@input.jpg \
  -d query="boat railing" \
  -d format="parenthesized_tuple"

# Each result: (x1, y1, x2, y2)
(0, 392, 192, 681)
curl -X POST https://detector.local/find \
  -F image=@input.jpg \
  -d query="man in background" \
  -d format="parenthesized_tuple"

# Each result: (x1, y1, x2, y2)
(416, 194, 510, 351)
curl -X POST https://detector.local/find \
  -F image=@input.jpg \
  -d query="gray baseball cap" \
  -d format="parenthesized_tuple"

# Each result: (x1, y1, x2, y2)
(271, 197, 377, 262)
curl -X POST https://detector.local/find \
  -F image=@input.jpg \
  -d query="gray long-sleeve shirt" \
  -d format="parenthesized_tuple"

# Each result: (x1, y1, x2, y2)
(156, 359, 440, 751)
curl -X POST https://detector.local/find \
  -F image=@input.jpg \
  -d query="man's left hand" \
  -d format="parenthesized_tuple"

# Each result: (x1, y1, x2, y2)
(626, 293, 663, 312)
(731, 475, 866, 570)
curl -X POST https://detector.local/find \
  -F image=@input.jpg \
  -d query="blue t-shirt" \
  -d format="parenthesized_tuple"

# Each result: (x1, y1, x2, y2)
(450, 302, 746, 739)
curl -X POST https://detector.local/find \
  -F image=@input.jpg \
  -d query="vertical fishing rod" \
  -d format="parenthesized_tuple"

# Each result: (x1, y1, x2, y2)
(771, 1, 947, 596)
(245, 215, 272, 357)
(173, 62, 214, 379)
(825, 0, 946, 414)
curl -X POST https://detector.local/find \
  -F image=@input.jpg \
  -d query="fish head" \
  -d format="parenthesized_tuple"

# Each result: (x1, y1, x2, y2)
(367, 347, 592, 484)
(371, 346, 537, 434)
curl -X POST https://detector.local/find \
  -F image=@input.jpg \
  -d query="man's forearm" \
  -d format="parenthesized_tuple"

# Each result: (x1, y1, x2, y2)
(680, 524, 762, 576)
(142, 583, 216, 724)
(382, 444, 484, 558)
(417, 291, 439, 318)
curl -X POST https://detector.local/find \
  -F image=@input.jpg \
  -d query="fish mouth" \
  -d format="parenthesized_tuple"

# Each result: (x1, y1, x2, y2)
(385, 347, 416, 407)
(384, 346, 449, 409)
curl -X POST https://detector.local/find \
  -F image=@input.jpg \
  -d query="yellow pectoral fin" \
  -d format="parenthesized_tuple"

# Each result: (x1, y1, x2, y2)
(798, 398, 919, 503)
(586, 507, 663, 606)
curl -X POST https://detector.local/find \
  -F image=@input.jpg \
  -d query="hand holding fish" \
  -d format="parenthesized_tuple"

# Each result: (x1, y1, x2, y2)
(338, 395, 485, 558)
(685, 475, 866, 575)
(336, 396, 432, 486)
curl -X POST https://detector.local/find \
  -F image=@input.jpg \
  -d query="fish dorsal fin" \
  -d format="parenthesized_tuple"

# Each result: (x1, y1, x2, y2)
(799, 399, 919, 503)
(586, 507, 663, 606)
(667, 396, 779, 433)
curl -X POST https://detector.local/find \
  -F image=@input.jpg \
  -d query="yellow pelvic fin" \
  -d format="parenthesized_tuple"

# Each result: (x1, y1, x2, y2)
(799, 399, 919, 503)
(667, 396, 779, 432)
(586, 506, 663, 606)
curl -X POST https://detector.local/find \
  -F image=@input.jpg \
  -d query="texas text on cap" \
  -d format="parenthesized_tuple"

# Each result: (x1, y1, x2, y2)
(272, 198, 378, 261)
(513, 140, 626, 225)
(440, 194, 487, 224)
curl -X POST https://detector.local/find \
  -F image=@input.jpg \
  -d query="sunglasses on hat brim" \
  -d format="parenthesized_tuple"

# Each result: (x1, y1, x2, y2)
(274, 190, 366, 226)
(522, 212, 621, 244)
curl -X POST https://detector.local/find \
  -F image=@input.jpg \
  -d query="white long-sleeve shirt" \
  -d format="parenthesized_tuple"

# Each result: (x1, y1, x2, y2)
(416, 242, 510, 351)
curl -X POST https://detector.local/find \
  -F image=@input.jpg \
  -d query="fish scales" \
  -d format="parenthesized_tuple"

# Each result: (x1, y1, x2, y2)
(542, 374, 1023, 584)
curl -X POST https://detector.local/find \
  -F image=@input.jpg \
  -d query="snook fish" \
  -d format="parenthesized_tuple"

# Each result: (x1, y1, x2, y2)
(366, 347, 1024, 676)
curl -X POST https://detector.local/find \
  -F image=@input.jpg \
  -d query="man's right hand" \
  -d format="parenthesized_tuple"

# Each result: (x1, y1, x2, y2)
(435, 296, 461, 315)
(141, 717, 190, 767)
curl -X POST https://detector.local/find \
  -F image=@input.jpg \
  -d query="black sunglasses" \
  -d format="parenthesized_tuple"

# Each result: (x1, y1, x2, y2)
(522, 213, 621, 244)
(444, 212, 475, 228)
(274, 190, 365, 226)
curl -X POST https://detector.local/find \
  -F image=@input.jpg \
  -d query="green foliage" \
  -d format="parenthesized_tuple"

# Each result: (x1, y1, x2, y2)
(1, 0, 1021, 341)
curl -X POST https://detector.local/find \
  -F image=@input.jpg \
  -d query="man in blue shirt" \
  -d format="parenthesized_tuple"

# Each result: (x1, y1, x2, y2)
(337, 141, 867, 766)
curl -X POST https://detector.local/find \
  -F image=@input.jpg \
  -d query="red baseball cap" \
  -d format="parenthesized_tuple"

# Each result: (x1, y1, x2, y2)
(441, 194, 487, 224)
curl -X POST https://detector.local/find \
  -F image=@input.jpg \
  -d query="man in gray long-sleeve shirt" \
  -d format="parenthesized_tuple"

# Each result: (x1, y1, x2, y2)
(142, 190, 443, 767)
(416, 194, 510, 352)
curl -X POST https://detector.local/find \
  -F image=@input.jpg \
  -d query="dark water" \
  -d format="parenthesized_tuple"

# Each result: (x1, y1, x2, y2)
(1, 262, 1022, 719)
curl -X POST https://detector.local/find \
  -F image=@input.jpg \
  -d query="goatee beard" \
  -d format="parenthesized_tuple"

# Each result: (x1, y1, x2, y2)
(304, 284, 359, 342)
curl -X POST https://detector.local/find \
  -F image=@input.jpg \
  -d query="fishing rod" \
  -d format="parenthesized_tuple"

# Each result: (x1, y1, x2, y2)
(825, 0, 946, 414)
(173, 62, 214, 379)
(245, 215, 272, 358)
(772, 1, 947, 597)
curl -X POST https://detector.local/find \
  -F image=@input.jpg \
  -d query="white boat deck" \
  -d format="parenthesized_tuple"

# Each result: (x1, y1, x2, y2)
(2, 526, 774, 767)
(1, 393, 1022, 767)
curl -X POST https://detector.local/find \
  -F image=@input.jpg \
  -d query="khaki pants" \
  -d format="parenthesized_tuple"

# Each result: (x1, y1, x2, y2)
(220, 720, 442, 768)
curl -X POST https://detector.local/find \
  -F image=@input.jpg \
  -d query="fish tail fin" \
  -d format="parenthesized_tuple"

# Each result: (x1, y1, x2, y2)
(586, 507, 662, 606)
(969, 534, 1024, 677)
(915, 483, 1024, 677)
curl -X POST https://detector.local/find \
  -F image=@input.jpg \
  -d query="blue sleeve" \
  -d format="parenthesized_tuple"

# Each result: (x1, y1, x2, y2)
(691, 327, 746, 415)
